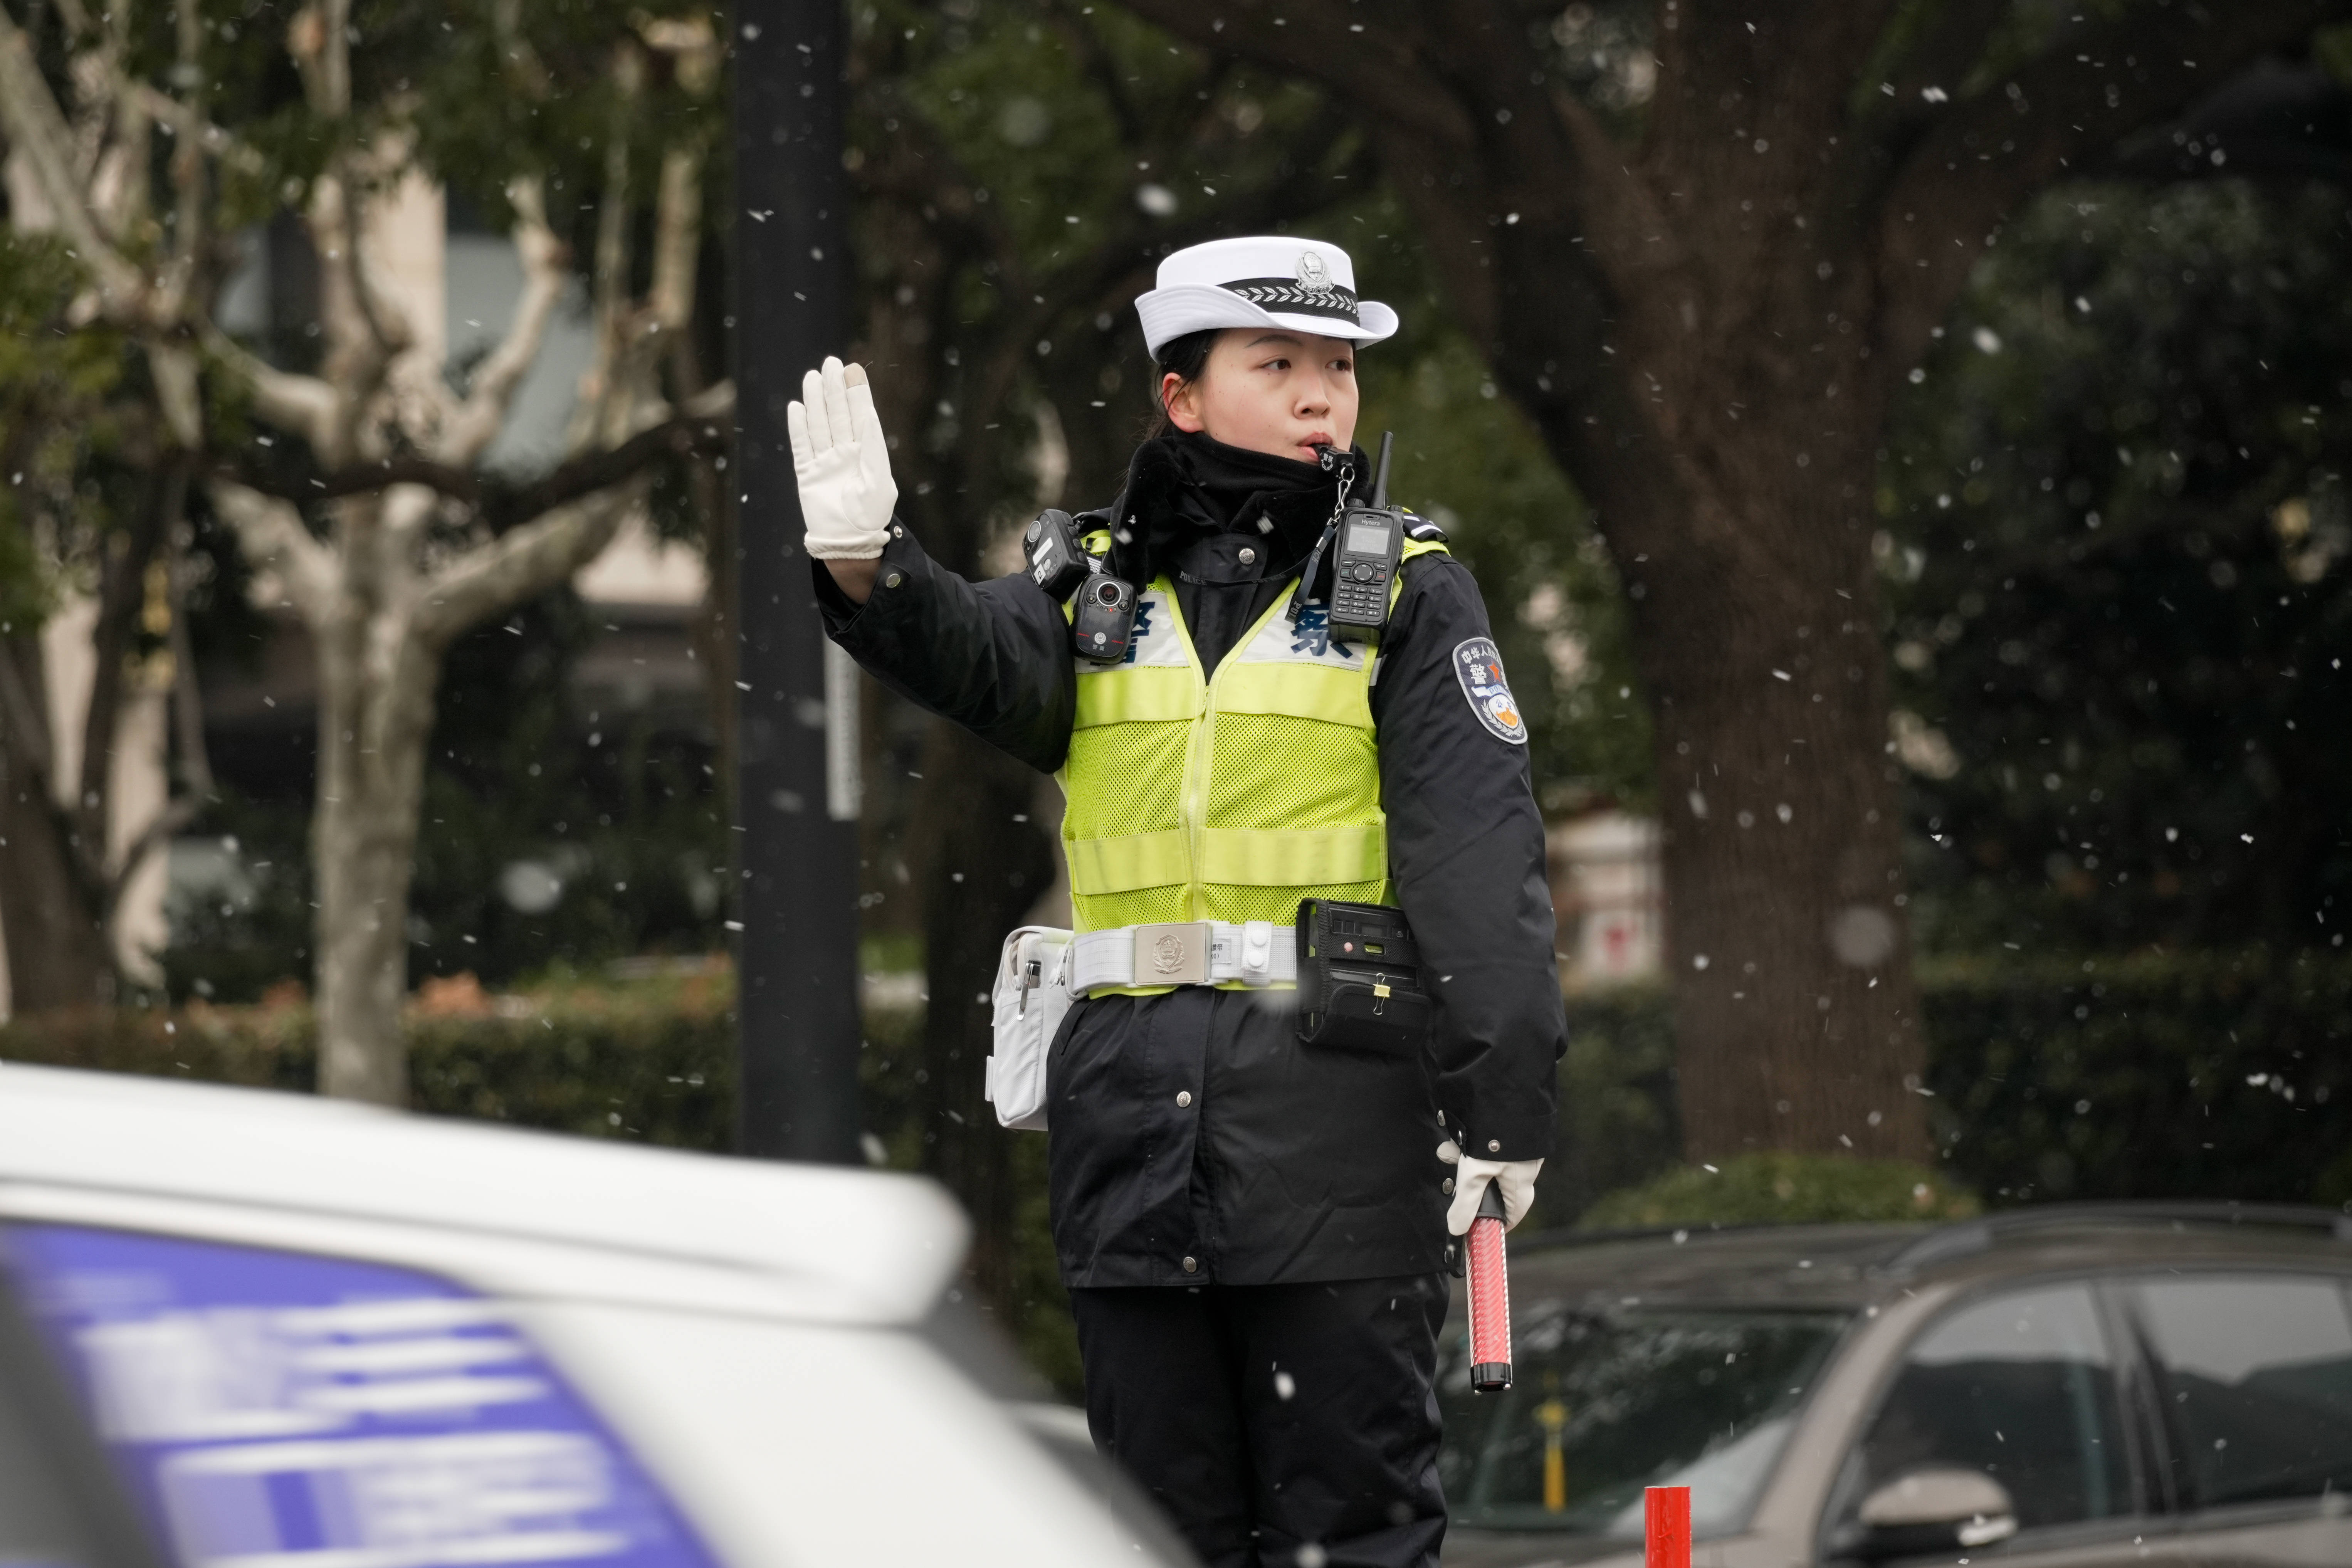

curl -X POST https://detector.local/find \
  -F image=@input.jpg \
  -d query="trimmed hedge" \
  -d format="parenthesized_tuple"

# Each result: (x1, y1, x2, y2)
(1576, 1153, 1982, 1230)
(1919, 949, 2352, 1209)
(7, 953, 2347, 1393)
(0, 974, 739, 1152)
(3, 948, 2346, 1219)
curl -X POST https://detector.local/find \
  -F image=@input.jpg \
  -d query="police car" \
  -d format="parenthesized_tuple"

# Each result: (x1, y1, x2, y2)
(0, 1062, 1187, 1568)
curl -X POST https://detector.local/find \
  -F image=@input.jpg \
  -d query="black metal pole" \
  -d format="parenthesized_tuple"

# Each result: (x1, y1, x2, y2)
(730, 0, 863, 1163)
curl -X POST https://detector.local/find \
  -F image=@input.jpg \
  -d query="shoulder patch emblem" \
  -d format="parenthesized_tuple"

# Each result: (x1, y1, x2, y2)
(1452, 637, 1528, 746)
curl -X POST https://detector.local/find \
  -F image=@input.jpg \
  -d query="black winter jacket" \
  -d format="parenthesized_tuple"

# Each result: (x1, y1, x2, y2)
(817, 437, 1564, 1286)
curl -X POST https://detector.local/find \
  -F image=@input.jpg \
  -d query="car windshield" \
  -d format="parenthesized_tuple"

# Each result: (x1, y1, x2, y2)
(1440, 1304, 1849, 1537)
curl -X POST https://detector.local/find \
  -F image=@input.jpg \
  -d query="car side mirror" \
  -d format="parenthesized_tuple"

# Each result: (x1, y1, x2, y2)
(1839, 1467, 2019, 1563)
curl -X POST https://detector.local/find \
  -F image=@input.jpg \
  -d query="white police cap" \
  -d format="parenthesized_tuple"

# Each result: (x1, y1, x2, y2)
(1133, 235, 1399, 360)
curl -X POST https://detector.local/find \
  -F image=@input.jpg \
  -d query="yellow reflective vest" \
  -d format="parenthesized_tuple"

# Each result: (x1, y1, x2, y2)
(1058, 536, 1451, 951)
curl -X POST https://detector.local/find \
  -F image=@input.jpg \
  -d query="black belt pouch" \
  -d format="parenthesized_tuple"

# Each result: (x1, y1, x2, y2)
(1295, 899, 1433, 1053)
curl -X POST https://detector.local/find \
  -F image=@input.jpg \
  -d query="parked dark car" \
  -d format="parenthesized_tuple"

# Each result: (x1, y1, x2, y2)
(1438, 1205, 2352, 1568)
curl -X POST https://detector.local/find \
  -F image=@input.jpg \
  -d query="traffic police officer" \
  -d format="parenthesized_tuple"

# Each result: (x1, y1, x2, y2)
(791, 236, 1564, 1568)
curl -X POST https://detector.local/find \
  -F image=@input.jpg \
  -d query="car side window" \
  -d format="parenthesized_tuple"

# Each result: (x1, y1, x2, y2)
(1, 1222, 722, 1568)
(2129, 1274, 2352, 1513)
(1840, 1284, 2132, 1538)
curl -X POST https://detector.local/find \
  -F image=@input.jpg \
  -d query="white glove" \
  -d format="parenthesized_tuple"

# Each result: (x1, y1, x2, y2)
(1439, 1139, 1544, 1235)
(787, 356, 897, 560)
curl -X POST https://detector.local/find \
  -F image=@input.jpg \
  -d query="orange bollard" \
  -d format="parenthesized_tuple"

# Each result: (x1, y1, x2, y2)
(1645, 1486, 1691, 1568)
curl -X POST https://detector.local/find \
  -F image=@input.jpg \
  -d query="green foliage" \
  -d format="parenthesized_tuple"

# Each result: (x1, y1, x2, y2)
(1577, 1154, 1981, 1231)
(1560, 950, 2352, 1220)
(1360, 328, 1654, 812)
(0, 231, 127, 629)
(1920, 947, 2352, 1206)
(1527, 985, 1681, 1230)
(1882, 180, 2352, 953)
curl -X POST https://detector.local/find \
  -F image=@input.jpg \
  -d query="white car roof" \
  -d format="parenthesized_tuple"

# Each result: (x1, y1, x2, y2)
(0, 1062, 967, 1324)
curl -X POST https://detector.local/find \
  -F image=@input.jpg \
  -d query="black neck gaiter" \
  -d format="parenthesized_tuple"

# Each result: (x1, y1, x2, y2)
(1109, 432, 1365, 587)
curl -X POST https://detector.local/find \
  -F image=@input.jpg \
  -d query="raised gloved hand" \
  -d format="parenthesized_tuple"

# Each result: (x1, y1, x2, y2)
(1438, 1139, 1544, 1235)
(788, 356, 897, 560)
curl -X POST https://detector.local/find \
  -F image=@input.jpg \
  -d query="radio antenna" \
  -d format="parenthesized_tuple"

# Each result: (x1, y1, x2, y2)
(1370, 430, 1394, 510)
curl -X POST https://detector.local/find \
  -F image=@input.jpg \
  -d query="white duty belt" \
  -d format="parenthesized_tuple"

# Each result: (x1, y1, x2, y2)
(1068, 920, 1297, 997)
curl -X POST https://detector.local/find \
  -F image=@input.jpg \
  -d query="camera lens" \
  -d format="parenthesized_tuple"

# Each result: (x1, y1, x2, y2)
(1094, 580, 1121, 605)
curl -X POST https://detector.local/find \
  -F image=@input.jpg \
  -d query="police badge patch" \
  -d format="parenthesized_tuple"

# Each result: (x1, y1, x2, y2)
(1452, 638, 1529, 746)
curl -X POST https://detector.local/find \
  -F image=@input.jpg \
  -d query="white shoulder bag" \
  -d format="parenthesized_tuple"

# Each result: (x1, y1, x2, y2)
(984, 926, 1072, 1132)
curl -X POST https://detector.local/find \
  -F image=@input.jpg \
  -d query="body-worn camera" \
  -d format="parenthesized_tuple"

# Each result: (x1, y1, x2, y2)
(1022, 509, 1092, 601)
(1295, 898, 1432, 1054)
(1026, 508, 1140, 664)
(1071, 567, 1139, 663)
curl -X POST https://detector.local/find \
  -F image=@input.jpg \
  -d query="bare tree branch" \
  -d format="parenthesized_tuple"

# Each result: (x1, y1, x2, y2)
(646, 147, 703, 338)
(201, 324, 343, 452)
(75, 455, 180, 864)
(412, 486, 638, 650)
(129, 82, 261, 175)
(1871, 0, 2017, 119)
(161, 0, 206, 317)
(0, 2, 151, 318)
(147, 339, 204, 452)
(207, 480, 339, 626)
(288, 0, 350, 118)
(215, 387, 733, 521)
(2097, 56, 2352, 185)
(574, 43, 645, 449)
(163, 534, 214, 804)
(436, 177, 568, 466)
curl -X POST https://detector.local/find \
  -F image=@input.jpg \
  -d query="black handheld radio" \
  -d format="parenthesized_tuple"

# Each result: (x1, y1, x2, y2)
(1327, 431, 1407, 640)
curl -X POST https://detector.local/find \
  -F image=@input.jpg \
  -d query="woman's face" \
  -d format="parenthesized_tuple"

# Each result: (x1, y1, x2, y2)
(1162, 328, 1359, 463)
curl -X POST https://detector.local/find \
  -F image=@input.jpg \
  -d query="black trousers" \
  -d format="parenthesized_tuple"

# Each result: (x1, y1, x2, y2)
(1069, 1274, 1449, 1568)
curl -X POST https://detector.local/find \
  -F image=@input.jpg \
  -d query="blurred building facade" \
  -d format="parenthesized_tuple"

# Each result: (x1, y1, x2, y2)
(1547, 809, 1663, 990)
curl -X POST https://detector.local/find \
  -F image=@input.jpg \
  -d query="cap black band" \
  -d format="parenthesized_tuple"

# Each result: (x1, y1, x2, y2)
(1218, 277, 1362, 325)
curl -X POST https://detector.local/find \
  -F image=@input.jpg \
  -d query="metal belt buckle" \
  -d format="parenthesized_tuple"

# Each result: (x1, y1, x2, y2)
(1132, 921, 1212, 986)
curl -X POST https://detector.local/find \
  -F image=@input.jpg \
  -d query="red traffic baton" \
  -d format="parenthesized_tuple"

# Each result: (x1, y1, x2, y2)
(1465, 1181, 1511, 1392)
(1645, 1486, 1691, 1568)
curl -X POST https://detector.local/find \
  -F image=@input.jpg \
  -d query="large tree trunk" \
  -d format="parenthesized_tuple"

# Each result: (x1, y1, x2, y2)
(1597, 408, 1925, 1160)
(0, 638, 112, 1013)
(311, 607, 438, 1105)
(1384, 129, 1939, 1165)
(0, 781, 109, 1012)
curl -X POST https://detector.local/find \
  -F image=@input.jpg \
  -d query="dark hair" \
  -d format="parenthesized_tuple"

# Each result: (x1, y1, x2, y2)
(1142, 328, 1222, 440)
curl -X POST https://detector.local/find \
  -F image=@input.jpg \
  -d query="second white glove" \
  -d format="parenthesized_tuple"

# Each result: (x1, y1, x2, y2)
(788, 356, 897, 560)
(1438, 1140, 1544, 1235)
